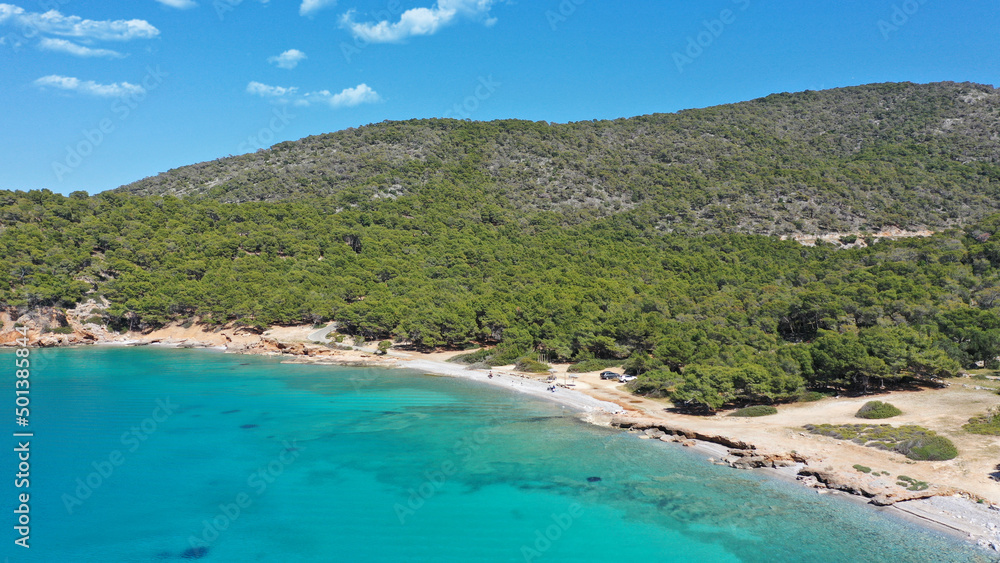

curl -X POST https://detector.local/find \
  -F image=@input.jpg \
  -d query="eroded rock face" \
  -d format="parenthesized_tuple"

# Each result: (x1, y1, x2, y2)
(37, 334, 63, 347)
(248, 338, 283, 353)
(0, 304, 105, 347)
(0, 325, 100, 347)
(0, 330, 29, 346)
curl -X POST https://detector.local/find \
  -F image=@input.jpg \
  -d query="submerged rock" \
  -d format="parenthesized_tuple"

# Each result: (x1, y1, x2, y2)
(586, 476, 602, 483)
(180, 546, 209, 559)
(240, 424, 258, 429)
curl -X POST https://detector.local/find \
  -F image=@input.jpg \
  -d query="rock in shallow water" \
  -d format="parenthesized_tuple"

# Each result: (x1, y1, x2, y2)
(587, 476, 602, 482)
(180, 546, 209, 559)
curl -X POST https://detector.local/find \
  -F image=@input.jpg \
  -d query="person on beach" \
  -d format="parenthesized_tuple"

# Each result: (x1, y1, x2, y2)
(488, 371, 493, 379)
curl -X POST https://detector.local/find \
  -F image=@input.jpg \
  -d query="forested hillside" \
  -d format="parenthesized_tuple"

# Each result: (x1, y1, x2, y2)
(3, 81, 1000, 410)
(1, 188, 999, 409)
(118, 81, 1000, 235)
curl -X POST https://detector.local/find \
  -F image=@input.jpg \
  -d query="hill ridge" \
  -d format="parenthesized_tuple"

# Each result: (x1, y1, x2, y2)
(117, 81, 1000, 235)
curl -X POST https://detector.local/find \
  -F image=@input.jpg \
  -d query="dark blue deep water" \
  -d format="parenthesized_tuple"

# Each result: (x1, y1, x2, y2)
(2, 347, 993, 562)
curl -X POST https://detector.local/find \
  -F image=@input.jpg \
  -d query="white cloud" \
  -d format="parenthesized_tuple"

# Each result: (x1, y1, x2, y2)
(267, 49, 306, 70)
(307, 83, 381, 108)
(299, 0, 336, 16)
(339, 0, 495, 43)
(0, 3, 159, 41)
(34, 75, 145, 98)
(247, 81, 380, 108)
(247, 81, 299, 98)
(38, 37, 124, 58)
(154, 0, 198, 8)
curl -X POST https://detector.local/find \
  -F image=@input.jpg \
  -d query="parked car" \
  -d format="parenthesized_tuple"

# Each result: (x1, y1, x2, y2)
(619, 375, 637, 383)
(599, 371, 619, 380)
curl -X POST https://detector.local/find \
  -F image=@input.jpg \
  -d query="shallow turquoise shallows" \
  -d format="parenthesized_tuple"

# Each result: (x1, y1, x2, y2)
(3, 348, 992, 562)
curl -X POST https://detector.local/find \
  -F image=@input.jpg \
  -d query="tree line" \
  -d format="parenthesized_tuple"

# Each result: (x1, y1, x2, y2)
(1, 188, 998, 409)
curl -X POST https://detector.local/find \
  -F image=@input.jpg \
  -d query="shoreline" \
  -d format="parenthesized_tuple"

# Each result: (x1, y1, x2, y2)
(4, 318, 1000, 552)
(395, 358, 625, 416)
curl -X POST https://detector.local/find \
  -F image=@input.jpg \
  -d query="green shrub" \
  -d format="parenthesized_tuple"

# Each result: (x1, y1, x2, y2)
(84, 316, 104, 325)
(856, 401, 903, 419)
(839, 235, 858, 245)
(45, 325, 74, 334)
(449, 348, 493, 364)
(313, 323, 328, 329)
(963, 408, 1000, 435)
(487, 345, 527, 367)
(180, 319, 194, 329)
(567, 359, 622, 373)
(514, 357, 551, 374)
(448, 347, 536, 371)
(728, 405, 778, 417)
(896, 475, 930, 491)
(897, 435, 958, 461)
(796, 391, 829, 402)
(853, 464, 872, 473)
(804, 423, 958, 461)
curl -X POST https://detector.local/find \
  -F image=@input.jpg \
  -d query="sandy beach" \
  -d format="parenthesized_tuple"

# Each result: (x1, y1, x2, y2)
(397, 358, 623, 415)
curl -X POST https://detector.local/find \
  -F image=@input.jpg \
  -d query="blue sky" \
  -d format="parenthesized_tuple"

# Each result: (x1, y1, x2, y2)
(1, 0, 998, 195)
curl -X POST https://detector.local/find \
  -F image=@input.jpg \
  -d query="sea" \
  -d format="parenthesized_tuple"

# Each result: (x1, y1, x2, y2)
(2, 347, 994, 562)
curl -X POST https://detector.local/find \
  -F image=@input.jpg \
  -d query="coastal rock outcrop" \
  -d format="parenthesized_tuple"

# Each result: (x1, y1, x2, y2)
(720, 449, 804, 470)
(611, 416, 756, 450)
(796, 468, 952, 505)
(1, 304, 105, 347)
(610, 415, 958, 507)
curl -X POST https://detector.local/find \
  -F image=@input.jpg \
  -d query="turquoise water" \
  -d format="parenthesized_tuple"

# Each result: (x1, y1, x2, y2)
(3, 347, 994, 562)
